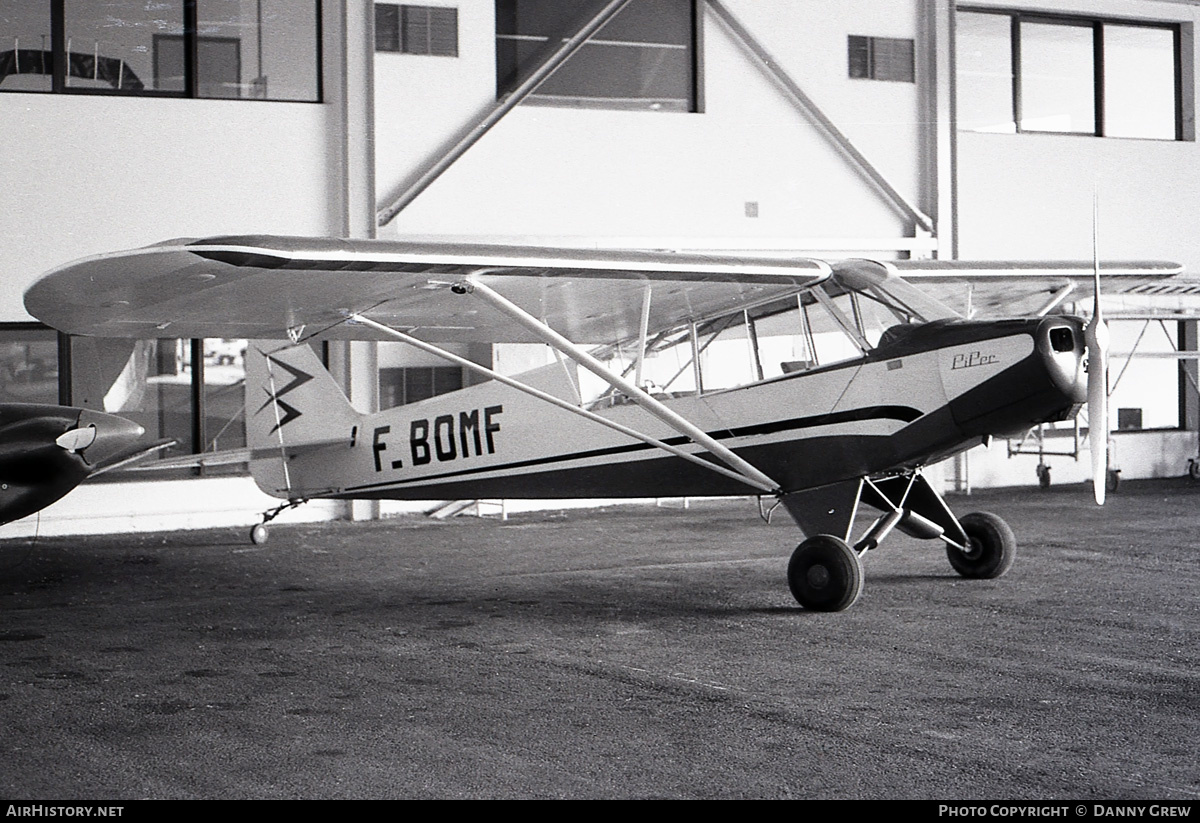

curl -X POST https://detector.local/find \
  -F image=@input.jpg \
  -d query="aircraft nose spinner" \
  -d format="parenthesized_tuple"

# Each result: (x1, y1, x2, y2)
(71, 409, 147, 467)
(0, 406, 147, 526)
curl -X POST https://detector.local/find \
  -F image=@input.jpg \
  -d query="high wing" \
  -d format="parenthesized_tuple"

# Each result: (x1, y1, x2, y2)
(25, 236, 831, 344)
(26, 236, 1183, 345)
(876, 259, 1186, 317)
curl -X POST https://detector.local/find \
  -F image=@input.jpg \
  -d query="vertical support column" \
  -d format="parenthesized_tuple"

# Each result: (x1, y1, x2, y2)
(57, 332, 73, 406)
(953, 450, 971, 495)
(50, 0, 65, 92)
(190, 338, 205, 459)
(183, 0, 198, 98)
(327, 0, 379, 520)
(920, 0, 957, 260)
(1179, 321, 1199, 440)
(341, 3, 375, 241)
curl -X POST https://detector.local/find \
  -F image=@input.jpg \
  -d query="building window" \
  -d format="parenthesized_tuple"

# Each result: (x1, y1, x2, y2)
(848, 35, 914, 83)
(376, 4, 458, 56)
(380, 366, 464, 409)
(65, 335, 248, 462)
(0, 326, 60, 405)
(957, 9, 1181, 139)
(0, 1, 321, 101)
(495, 0, 697, 112)
(376, 4, 400, 51)
(1117, 408, 1143, 431)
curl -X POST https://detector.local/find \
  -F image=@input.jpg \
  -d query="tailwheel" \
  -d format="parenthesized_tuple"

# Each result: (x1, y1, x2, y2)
(946, 511, 1016, 579)
(248, 498, 308, 545)
(787, 534, 863, 612)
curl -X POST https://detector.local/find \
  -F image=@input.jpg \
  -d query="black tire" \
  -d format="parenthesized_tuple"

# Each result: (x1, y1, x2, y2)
(946, 511, 1015, 579)
(250, 524, 269, 545)
(1106, 469, 1121, 493)
(787, 534, 863, 612)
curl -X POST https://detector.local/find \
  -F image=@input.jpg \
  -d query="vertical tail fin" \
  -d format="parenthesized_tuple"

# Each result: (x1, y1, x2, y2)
(244, 342, 362, 497)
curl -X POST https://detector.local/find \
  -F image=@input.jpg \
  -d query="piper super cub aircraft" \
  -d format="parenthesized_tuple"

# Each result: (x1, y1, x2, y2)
(24, 236, 1182, 610)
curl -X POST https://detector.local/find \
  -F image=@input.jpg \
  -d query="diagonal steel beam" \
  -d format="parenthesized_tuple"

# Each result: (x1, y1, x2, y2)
(706, 0, 935, 234)
(377, 0, 633, 226)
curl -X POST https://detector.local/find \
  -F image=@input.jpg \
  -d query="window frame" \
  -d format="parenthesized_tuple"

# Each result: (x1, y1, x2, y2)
(0, 0, 323, 102)
(494, 0, 701, 113)
(848, 34, 916, 83)
(0, 322, 251, 475)
(403, 4, 459, 57)
(957, 6, 1183, 140)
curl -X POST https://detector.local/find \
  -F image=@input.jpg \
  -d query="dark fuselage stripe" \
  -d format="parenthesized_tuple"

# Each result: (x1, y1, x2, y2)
(341, 404, 922, 493)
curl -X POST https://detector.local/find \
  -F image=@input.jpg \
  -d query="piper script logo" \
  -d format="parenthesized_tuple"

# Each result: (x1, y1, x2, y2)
(258, 353, 314, 434)
(951, 350, 1000, 370)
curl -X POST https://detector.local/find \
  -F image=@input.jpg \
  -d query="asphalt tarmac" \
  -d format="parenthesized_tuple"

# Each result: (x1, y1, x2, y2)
(1, 480, 1198, 800)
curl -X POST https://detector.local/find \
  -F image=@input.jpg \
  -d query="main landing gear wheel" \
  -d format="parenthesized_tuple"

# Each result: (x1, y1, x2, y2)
(788, 535, 863, 612)
(250, 523, 269, 545)
(946, 511, 1016, 579)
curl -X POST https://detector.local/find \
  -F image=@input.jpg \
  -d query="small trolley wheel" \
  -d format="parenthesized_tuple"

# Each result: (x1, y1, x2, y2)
(946, 511, 1016, 579)
(250, 524, 269, 545)
(787, 534, 863, 612)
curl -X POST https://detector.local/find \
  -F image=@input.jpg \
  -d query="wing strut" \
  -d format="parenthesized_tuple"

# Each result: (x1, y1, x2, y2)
(262, 353, 294, 495)
(345, 312, 779, 494)
(455, 277, 783, 495)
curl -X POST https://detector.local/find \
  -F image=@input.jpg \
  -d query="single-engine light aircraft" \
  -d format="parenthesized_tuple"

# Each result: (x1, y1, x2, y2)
(0, 403, 159, 526)
(24, 236, 1182, 610)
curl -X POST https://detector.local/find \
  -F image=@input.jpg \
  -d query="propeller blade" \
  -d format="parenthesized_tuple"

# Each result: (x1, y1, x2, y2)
(1085, 318, 1109, 505)
(55, 425, 97, 453)
(1086, 195, 1109, 505)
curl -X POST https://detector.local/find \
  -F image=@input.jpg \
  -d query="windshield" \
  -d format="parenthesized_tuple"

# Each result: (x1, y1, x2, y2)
(559, 259, 963, 405)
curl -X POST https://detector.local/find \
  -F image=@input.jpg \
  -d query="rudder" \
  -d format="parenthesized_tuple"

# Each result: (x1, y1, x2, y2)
(244, 342, 362, 497)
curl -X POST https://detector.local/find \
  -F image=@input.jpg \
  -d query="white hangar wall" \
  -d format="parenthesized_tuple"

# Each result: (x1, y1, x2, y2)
(953, 0, 1200, 488)
(0, 2, 356, 323)
(0, 95, 338, 322)
(374, 0, 925, 246)
(955, 0, 1200, 273)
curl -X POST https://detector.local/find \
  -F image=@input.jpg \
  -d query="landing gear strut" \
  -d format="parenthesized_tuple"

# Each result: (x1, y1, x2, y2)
(781, 471, 1018, 611)
(249, 498, 308, 545)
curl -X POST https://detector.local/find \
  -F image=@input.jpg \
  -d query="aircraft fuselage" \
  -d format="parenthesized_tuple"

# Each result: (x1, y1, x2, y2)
(254, 316, 1087, 503)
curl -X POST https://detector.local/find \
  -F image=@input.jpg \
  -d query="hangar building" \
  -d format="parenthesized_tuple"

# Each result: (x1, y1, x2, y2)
(3, 0, 1199, 535)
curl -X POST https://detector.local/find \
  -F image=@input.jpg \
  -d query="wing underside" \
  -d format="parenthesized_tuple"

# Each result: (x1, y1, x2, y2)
(24, 235, 1184, 345)
(25, 236, 831, 345)
(884, 259, 1186, 317)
